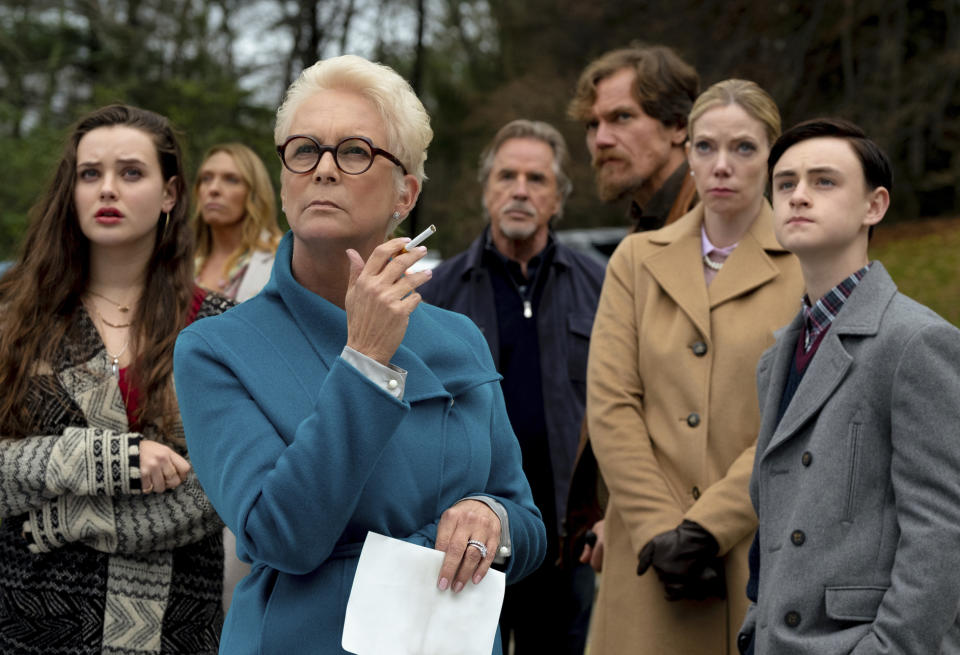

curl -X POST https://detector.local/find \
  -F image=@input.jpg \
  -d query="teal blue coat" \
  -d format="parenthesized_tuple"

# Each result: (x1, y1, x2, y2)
(174, 233, 546, 654)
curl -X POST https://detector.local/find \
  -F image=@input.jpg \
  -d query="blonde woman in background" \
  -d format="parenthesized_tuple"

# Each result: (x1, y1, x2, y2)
(193, 143, 282, 302)
(586, 79, 804, 654)
(192, 143, 283, 611)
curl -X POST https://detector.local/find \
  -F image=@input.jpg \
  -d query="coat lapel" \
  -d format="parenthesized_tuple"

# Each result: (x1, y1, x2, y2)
(708, 203, 786, 309)
(759, 262, 898, 460)
(762, 331, 854, 458)
(756, 315, 803, 453)
(644, 207, 711, 339)
(644, 201, 792, 339)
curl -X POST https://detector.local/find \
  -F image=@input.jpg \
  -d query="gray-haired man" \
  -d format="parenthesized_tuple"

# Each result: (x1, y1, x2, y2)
(420, 120, 604, 654)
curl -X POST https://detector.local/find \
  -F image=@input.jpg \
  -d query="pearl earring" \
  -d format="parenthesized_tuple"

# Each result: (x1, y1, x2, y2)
(392, 211, 401, 221)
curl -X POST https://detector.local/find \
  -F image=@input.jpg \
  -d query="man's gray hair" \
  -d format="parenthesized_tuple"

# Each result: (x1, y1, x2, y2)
(478, 119, 573, 218)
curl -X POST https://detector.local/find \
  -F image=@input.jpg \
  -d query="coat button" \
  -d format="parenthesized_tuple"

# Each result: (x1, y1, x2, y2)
(801, 451, 812, 467)
(387, 379, 399, 390)
(692, 486, 701, 500)
(791, 530, 806, 546)
(691, 341, 708, 357)
(686, 413, 700, 427)
(784, 610, 801, 627)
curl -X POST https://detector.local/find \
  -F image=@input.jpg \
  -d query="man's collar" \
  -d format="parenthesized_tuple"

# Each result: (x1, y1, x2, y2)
(629, 161, 690, 230)
(483, 225, 555, 264)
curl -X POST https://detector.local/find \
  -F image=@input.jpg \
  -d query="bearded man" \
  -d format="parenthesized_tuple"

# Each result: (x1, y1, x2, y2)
(568, 43, 700, 231)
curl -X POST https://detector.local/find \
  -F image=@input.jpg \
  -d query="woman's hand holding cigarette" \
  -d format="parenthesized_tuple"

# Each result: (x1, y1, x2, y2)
(344, 237, 433, 366)
(403, 224, 436, 252)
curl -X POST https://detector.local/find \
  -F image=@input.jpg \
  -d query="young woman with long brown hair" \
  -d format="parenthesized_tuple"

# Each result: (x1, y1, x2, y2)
(0, 104, 230, 654)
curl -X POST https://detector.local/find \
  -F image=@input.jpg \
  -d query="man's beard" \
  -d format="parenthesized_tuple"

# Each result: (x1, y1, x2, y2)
(492, 200, 540, 241)
(593, 159, 643, 204)
(498, 220, 539, 241)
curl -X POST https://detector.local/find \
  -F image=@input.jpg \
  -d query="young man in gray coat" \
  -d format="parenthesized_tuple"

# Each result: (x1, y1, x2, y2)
(738, 118, 960, 654)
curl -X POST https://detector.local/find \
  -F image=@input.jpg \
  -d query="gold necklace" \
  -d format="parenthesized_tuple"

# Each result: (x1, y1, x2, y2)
(87, 289, 133, 313)
(94, 306, 132, 329)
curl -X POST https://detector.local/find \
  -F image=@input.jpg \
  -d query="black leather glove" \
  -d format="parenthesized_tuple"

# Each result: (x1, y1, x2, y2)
(636, 519, 726, 601)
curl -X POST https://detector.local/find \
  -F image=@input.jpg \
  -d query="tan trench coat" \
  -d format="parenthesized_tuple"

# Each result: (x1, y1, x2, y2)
(586, 203, 804, 654)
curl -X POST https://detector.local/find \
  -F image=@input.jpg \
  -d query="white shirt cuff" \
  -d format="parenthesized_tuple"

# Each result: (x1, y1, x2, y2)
(341, 346, 407, 400)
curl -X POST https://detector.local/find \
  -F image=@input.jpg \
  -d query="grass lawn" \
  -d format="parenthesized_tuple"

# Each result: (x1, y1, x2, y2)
(870, 217, 960, 327)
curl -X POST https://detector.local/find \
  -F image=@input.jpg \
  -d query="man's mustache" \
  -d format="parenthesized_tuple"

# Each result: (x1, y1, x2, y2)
(592, 150, 627, 170)
(501, 201, 536, 216)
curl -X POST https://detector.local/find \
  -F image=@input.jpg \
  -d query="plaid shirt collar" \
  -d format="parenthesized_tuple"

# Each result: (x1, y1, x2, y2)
(801, 264, 871, 351)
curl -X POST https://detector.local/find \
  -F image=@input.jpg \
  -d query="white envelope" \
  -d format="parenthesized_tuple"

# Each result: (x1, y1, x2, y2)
(342, 531, 505, 655)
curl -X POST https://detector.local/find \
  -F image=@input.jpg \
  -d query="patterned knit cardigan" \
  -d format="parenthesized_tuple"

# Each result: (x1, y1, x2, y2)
(0, 292, 232, 655)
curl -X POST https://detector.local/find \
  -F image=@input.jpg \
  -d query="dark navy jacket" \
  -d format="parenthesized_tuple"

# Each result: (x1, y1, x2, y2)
(420, 229, 605, 533)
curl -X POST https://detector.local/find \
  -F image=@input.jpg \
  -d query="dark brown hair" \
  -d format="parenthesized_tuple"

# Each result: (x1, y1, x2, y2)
(0, 104, 194, 445)
(568, 43, 700, 130)
(768, 117, 893, 192)
(768, 118, 892, 240)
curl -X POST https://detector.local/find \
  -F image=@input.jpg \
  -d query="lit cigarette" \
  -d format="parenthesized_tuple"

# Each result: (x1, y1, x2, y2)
(403, 224, 437, 252)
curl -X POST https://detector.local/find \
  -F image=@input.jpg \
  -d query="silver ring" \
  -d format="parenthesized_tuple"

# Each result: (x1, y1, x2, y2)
(466, 539, 488, 559)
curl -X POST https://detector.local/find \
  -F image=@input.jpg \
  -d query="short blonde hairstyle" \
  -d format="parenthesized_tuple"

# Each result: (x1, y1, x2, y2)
(688, 79, 781, 147)
(192, 143, 282, 275)
(274, 55, 432, 192)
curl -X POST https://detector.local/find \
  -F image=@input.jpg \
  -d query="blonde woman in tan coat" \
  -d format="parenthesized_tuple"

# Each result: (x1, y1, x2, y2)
(586, 80, 805, 654)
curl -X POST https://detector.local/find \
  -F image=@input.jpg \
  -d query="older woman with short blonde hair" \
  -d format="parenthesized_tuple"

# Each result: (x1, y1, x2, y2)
(175, 55, 546, 654)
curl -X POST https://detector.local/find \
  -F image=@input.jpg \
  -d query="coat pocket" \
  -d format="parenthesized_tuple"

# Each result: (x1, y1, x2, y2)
(824, 585, 888, 621)
(842, 422, 864, 522)
(567, 314, 594, 382)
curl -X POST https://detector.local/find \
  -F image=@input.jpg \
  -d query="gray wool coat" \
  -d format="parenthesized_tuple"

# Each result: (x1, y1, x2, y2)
(741, 262, 960, 654)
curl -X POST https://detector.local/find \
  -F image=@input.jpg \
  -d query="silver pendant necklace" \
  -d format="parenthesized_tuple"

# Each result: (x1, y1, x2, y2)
(106, 340, 129, 378)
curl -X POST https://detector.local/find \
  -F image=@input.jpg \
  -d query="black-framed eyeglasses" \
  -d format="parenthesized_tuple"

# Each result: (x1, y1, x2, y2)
(276, 135, 408, 176)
